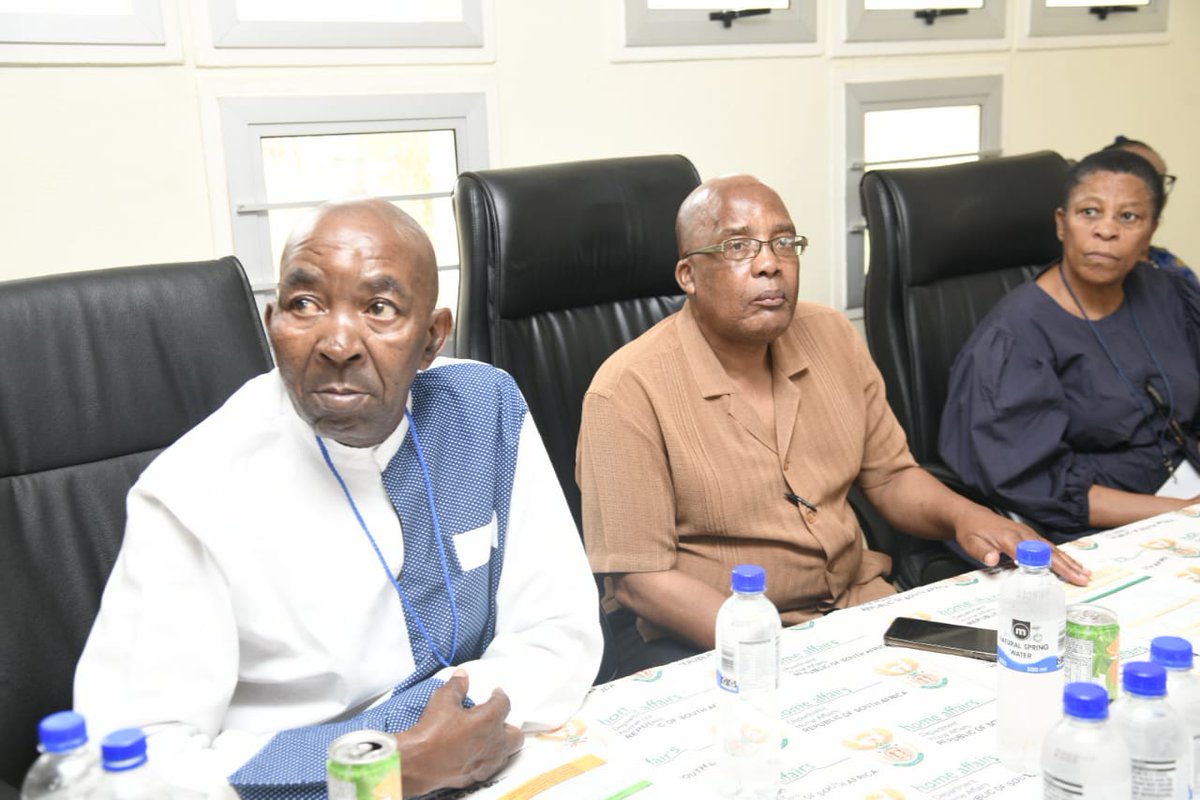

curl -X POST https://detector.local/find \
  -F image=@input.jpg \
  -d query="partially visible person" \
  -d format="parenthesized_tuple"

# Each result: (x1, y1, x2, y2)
(941, 149, 1200, 541)
(1105, 135, 1194, 285)
(578, 174, 1088, 671)
(75, 199, 602, 798)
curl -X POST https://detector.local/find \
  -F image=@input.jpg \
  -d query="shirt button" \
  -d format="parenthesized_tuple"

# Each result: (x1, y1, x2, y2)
(806, 510, 817, 526)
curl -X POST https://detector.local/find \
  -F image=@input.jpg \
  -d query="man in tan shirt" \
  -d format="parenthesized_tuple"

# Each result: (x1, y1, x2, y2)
(577, 174, 1089, 669)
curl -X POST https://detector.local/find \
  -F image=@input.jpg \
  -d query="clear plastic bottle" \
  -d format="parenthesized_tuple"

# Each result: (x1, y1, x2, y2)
(715, 564, 782, 800)
(19, 711, 101, 799)
(1042, 682, 1132, 799)
(1150, 636, 1200, 793)
(996, 539, 1065, 775)
(92, 728, 170, 800)
(1111, 661, 1192, 800)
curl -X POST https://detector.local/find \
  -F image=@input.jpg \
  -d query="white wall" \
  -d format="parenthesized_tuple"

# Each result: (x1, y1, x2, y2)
(2, 0, 1197, 311)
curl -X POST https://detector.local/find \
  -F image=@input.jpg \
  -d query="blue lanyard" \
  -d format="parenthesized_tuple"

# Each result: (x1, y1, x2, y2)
(315, 409, 460, 668)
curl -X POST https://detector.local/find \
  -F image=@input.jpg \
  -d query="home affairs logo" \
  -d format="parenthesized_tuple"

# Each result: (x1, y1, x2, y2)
(842, 728, 924, 767)
(873, 657, 948, 689)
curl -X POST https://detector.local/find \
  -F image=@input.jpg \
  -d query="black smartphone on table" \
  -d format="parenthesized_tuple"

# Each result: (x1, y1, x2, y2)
(883, 616, 998, 662)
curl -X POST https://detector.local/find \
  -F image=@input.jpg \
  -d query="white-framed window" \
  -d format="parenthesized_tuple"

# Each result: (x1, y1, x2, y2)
(218, 93, 488, 319)
(843, 75, 1002, 310)
(1018, 0, 1168, 49)
(195, 0, 492, 66)
(837, 0, 1007, 55)
(0, 0, 180, 64)
(616, 0, 818, 61)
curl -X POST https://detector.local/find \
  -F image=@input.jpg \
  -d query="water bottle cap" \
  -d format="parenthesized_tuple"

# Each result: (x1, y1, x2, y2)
(730, 564, 766, 593)
(37, 711, 88, 753)
(101, 728, 148, 772)
(1015, 540, 1051, 567)
(1123, 661, 1167, 697)
(1150, 636, 1195, 670)
(1062, 682, 1109, 719)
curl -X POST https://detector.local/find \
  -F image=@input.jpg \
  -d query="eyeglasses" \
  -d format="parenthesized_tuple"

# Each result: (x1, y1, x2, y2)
(1163, 174, 1177, 194)
(683, 234, 808, 262)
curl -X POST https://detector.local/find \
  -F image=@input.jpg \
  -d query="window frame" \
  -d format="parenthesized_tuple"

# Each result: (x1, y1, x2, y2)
(215, 92, 489, 305)
(194, 0, 494, 66)
(1019, 0, 1169, 49)
(615, 0, 819, 61)
(840, 74, 1003, 312)
(835, 0, 1008, 56)
(0, 0, 181, 64)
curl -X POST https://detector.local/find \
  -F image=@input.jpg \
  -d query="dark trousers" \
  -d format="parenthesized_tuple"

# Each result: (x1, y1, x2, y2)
(607, 608, 704, 676)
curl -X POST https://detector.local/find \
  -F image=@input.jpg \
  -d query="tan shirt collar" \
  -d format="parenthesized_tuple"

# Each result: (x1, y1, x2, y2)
(677, 299, 812, 399)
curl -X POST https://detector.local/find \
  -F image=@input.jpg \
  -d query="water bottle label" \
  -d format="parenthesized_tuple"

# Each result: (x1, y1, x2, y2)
(716, 638, 778, 694)
(1044, 771, 1085, 798)
(1130, 758, 1182, 799)
(997, 616, 1064, 673)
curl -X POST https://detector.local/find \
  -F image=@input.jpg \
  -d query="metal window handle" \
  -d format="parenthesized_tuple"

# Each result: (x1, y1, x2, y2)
(1089, 5, 1140, 21)
(913, 8, 969, 26)
(708, 8, 772, 28)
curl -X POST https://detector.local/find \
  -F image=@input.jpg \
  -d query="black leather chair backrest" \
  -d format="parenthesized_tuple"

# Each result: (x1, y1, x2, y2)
(0, 257, 273, 789)
(454, 155, 701, 530)
(862, 150, 1070, 465)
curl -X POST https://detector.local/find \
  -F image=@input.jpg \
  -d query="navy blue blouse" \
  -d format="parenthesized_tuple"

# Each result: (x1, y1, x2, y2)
(939, 262, 1200, 540)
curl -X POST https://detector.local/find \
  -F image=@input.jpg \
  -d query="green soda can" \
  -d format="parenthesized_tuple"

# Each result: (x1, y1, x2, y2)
(1063, 604, 1120, 699)
(327, 730, 402, 800)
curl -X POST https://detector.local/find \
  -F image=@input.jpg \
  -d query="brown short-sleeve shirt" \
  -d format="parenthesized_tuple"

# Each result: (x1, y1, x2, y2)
(577, 300, 916, 634)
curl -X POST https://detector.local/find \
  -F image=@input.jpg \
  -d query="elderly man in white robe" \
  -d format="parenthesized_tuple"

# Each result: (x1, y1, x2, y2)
(74, 199, 602, 799)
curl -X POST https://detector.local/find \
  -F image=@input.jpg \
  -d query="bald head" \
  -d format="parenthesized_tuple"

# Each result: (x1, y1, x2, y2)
(281, 198, 439, 312)
(675, 174, 786, 256)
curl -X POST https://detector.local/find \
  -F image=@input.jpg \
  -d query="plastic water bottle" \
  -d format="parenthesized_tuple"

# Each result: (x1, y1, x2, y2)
(1111, 661, 1192, 800)
(1150, 636, 1200, 793)
(19, 711, 101, 799)
(715, 564, 782, 799)
(92, 728, 170, 800)
(996, 539, 1065, 775)
(1042, 682, 1132, 799)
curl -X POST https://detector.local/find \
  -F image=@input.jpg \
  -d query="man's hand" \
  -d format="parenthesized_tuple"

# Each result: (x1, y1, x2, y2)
(952, 504, 1091, 586)
(395, 669, 523, 798)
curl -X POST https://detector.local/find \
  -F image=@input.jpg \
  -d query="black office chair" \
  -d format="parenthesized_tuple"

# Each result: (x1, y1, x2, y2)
(453, 154, 701, 681)
(860, 150, 1070, 589)
(0, 257, 273, 792)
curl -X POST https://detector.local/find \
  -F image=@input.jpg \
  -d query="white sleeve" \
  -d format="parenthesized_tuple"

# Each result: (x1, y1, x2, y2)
(434, 411, 603, 730)
(73, 487, 271, 796)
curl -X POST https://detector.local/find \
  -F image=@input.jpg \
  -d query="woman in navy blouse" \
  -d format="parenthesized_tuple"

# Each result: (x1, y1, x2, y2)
(940, 148, 1200, 541)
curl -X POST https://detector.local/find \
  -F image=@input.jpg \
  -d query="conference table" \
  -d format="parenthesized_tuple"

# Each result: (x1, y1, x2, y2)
(456, 508, 1200, 800)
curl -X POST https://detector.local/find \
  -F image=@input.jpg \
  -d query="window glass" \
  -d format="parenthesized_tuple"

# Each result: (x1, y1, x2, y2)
(259, 130, 460, 283)
(234, 0, 462, 23)
(646, 0, 788, 8)
(864, 105, 981, 169)
(1044, 0, 1147, 5)
(0, 0, 131, 13)
(864, 0, 982, 8)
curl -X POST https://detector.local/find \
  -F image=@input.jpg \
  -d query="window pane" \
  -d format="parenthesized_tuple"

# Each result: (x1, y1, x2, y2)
(864, 0, 982, 8)
(235, 0, 462, 24)
(261, 130, 457, 202)
(1044, 0, 1147, 6)
(646, 0, 788, 8)
(0, 0, 131, 13)
(260, 131, 460, 277)
(864, 105, 981, 167)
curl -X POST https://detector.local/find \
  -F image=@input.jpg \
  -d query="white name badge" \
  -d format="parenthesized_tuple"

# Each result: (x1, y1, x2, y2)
(1156, 459, 1200, 500)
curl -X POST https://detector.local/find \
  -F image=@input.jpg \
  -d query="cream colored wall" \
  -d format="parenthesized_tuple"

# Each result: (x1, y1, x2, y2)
(2, 0, 1197, 311)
